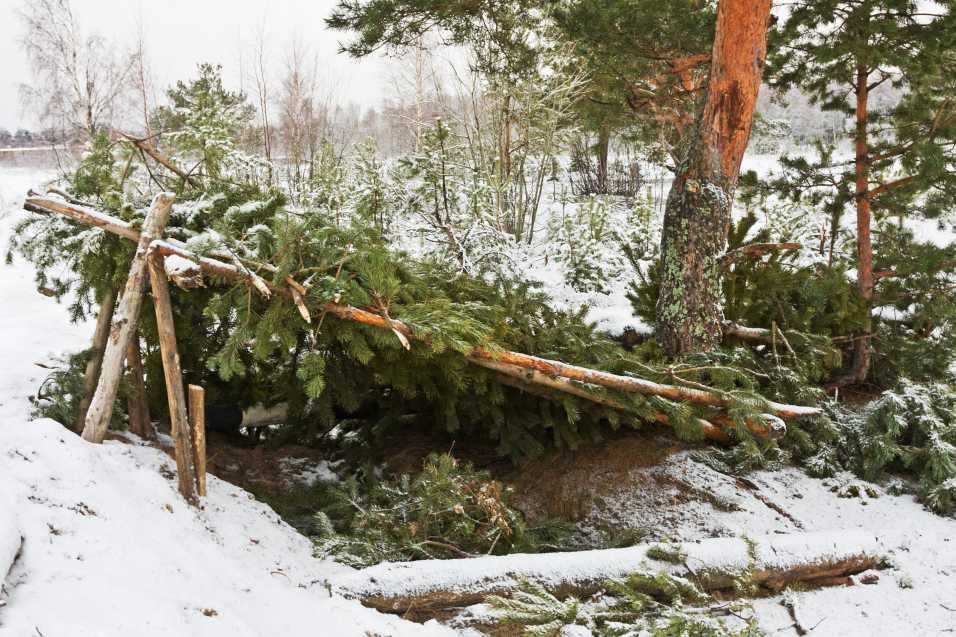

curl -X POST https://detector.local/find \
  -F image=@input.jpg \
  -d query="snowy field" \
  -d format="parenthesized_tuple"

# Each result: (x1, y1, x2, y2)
(2, 164, 956, 636)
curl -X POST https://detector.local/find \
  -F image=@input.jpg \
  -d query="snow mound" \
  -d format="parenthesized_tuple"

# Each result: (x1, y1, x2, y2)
(0, 419, 452, 636)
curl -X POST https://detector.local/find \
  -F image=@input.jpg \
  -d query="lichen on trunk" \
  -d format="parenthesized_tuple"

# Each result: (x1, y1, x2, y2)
(654, 0, 772, 358)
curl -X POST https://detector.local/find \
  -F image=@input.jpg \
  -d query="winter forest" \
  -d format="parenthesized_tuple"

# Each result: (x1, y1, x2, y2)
(2, 0, 956, 635)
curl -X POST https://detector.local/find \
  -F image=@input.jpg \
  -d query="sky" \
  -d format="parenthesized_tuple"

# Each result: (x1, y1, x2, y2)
(0, 0, 391, 132)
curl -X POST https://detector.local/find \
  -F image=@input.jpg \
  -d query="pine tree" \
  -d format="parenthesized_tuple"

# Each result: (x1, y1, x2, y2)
(552, 0, 716, 163)
(766, 1, 956, 383)
(655, 0, 773, 358)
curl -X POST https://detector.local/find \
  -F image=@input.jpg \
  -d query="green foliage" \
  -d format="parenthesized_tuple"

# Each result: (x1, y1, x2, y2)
(327, 0, 541, 81)
(153, 63, 263, 184)
(311, 453, 568, 566)
(489, 572, 762, 637)
(546, 194, 627, 293)
(30, 351, 128, 429)
(552, 0, 716, 152)
(854, 380, 956, 514)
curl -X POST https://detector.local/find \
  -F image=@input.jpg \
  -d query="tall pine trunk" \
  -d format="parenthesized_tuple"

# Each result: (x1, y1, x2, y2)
(655, 0, 772, 358)
(850, 63, 873, 383)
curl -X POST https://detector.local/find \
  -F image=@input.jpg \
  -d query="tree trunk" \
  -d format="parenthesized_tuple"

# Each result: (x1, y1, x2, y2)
(74, 285, 116, 432)
(655, 0, 772, 358)
(595, 124, 610, 194)
(125, 329, 153, 440)
(82, 193, 174, 443)
(850, 63, 873, 384)
(147, 252, 198, 505)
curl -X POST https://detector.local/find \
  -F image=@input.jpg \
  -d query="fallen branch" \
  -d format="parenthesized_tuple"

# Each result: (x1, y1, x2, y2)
(24, 195, 823, 425)
(330, 531, 885, 613)
(485, 360, 730, 442)
(121, 133, 199, 187)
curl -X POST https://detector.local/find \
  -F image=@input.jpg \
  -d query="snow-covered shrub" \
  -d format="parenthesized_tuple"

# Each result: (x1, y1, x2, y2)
(547, 194, 630, 294)
(857, 380, 956, 514)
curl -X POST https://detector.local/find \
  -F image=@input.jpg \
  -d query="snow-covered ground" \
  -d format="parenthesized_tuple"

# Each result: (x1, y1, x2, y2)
(3, 163, 956, 636)
(0, 166, 451, 636)
(576, 447, 956, 635)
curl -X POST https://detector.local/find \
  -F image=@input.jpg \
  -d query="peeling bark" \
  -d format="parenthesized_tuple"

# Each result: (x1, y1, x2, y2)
(655, 0, 772, 358)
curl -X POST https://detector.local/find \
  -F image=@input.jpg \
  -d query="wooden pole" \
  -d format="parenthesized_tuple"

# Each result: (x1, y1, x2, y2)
(26, 196, 822, 425)
(74, 285, 116, 432)
(125, 329, 153, 440)
(188, 385, 207, 497)
(82, 193, 174, 443)
(147, 251, 197, 505)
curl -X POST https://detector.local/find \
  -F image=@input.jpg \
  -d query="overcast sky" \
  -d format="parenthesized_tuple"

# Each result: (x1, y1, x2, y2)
(0, 0, 391, 132)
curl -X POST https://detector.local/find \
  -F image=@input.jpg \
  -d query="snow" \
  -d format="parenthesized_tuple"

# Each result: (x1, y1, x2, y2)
(333, 530, 885, 603)
(279, 457, 340, 487)
(0, 166, 454, 636)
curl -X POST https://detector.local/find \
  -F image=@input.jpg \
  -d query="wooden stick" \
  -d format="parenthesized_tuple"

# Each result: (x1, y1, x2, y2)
(125, 329, 153, 440)
(82, 193, 174, 443)
(25, 196, 823, 423)
(188, 385, 207, 497)
(74, 285, 116, 433)
(332, 531, 885, 613)
(147, 251, 197, 505)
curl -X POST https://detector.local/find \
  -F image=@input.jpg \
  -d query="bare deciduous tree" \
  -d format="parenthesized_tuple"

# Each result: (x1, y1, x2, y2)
(18, 0, 135, 141)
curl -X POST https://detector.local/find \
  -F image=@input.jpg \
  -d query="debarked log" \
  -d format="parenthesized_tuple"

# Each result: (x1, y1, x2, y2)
(330, 531, 886, 613)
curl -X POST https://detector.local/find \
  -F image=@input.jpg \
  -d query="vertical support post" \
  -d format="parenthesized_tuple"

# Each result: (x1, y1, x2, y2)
(147, 251, 197, 505)
(188, 385, 207, 497)
(126, 328, 153, 439)
(82, 193, 175, 443)
(74, 285, 116, 432)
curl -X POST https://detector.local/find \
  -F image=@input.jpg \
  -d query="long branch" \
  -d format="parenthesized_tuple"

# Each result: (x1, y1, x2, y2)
(24, 195, 822, 422)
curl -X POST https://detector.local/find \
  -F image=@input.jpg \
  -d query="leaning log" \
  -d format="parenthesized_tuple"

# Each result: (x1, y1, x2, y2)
(82, 193, 174, 443)
(480, 359, 731, 442)
(74, 285, 116, 432)
(147, 251, 197, 505)
(125, 329, 153, 440)
(330, 531, 885, 613)
(25, 195, 822, 425)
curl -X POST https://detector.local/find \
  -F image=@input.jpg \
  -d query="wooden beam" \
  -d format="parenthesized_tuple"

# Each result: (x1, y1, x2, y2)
(147, 251, 197, 505)
(82, 193, 174, 443)
(121, 133, 199, 187)
(478, 359, 731, 442)
(188, 385, 207, 497)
